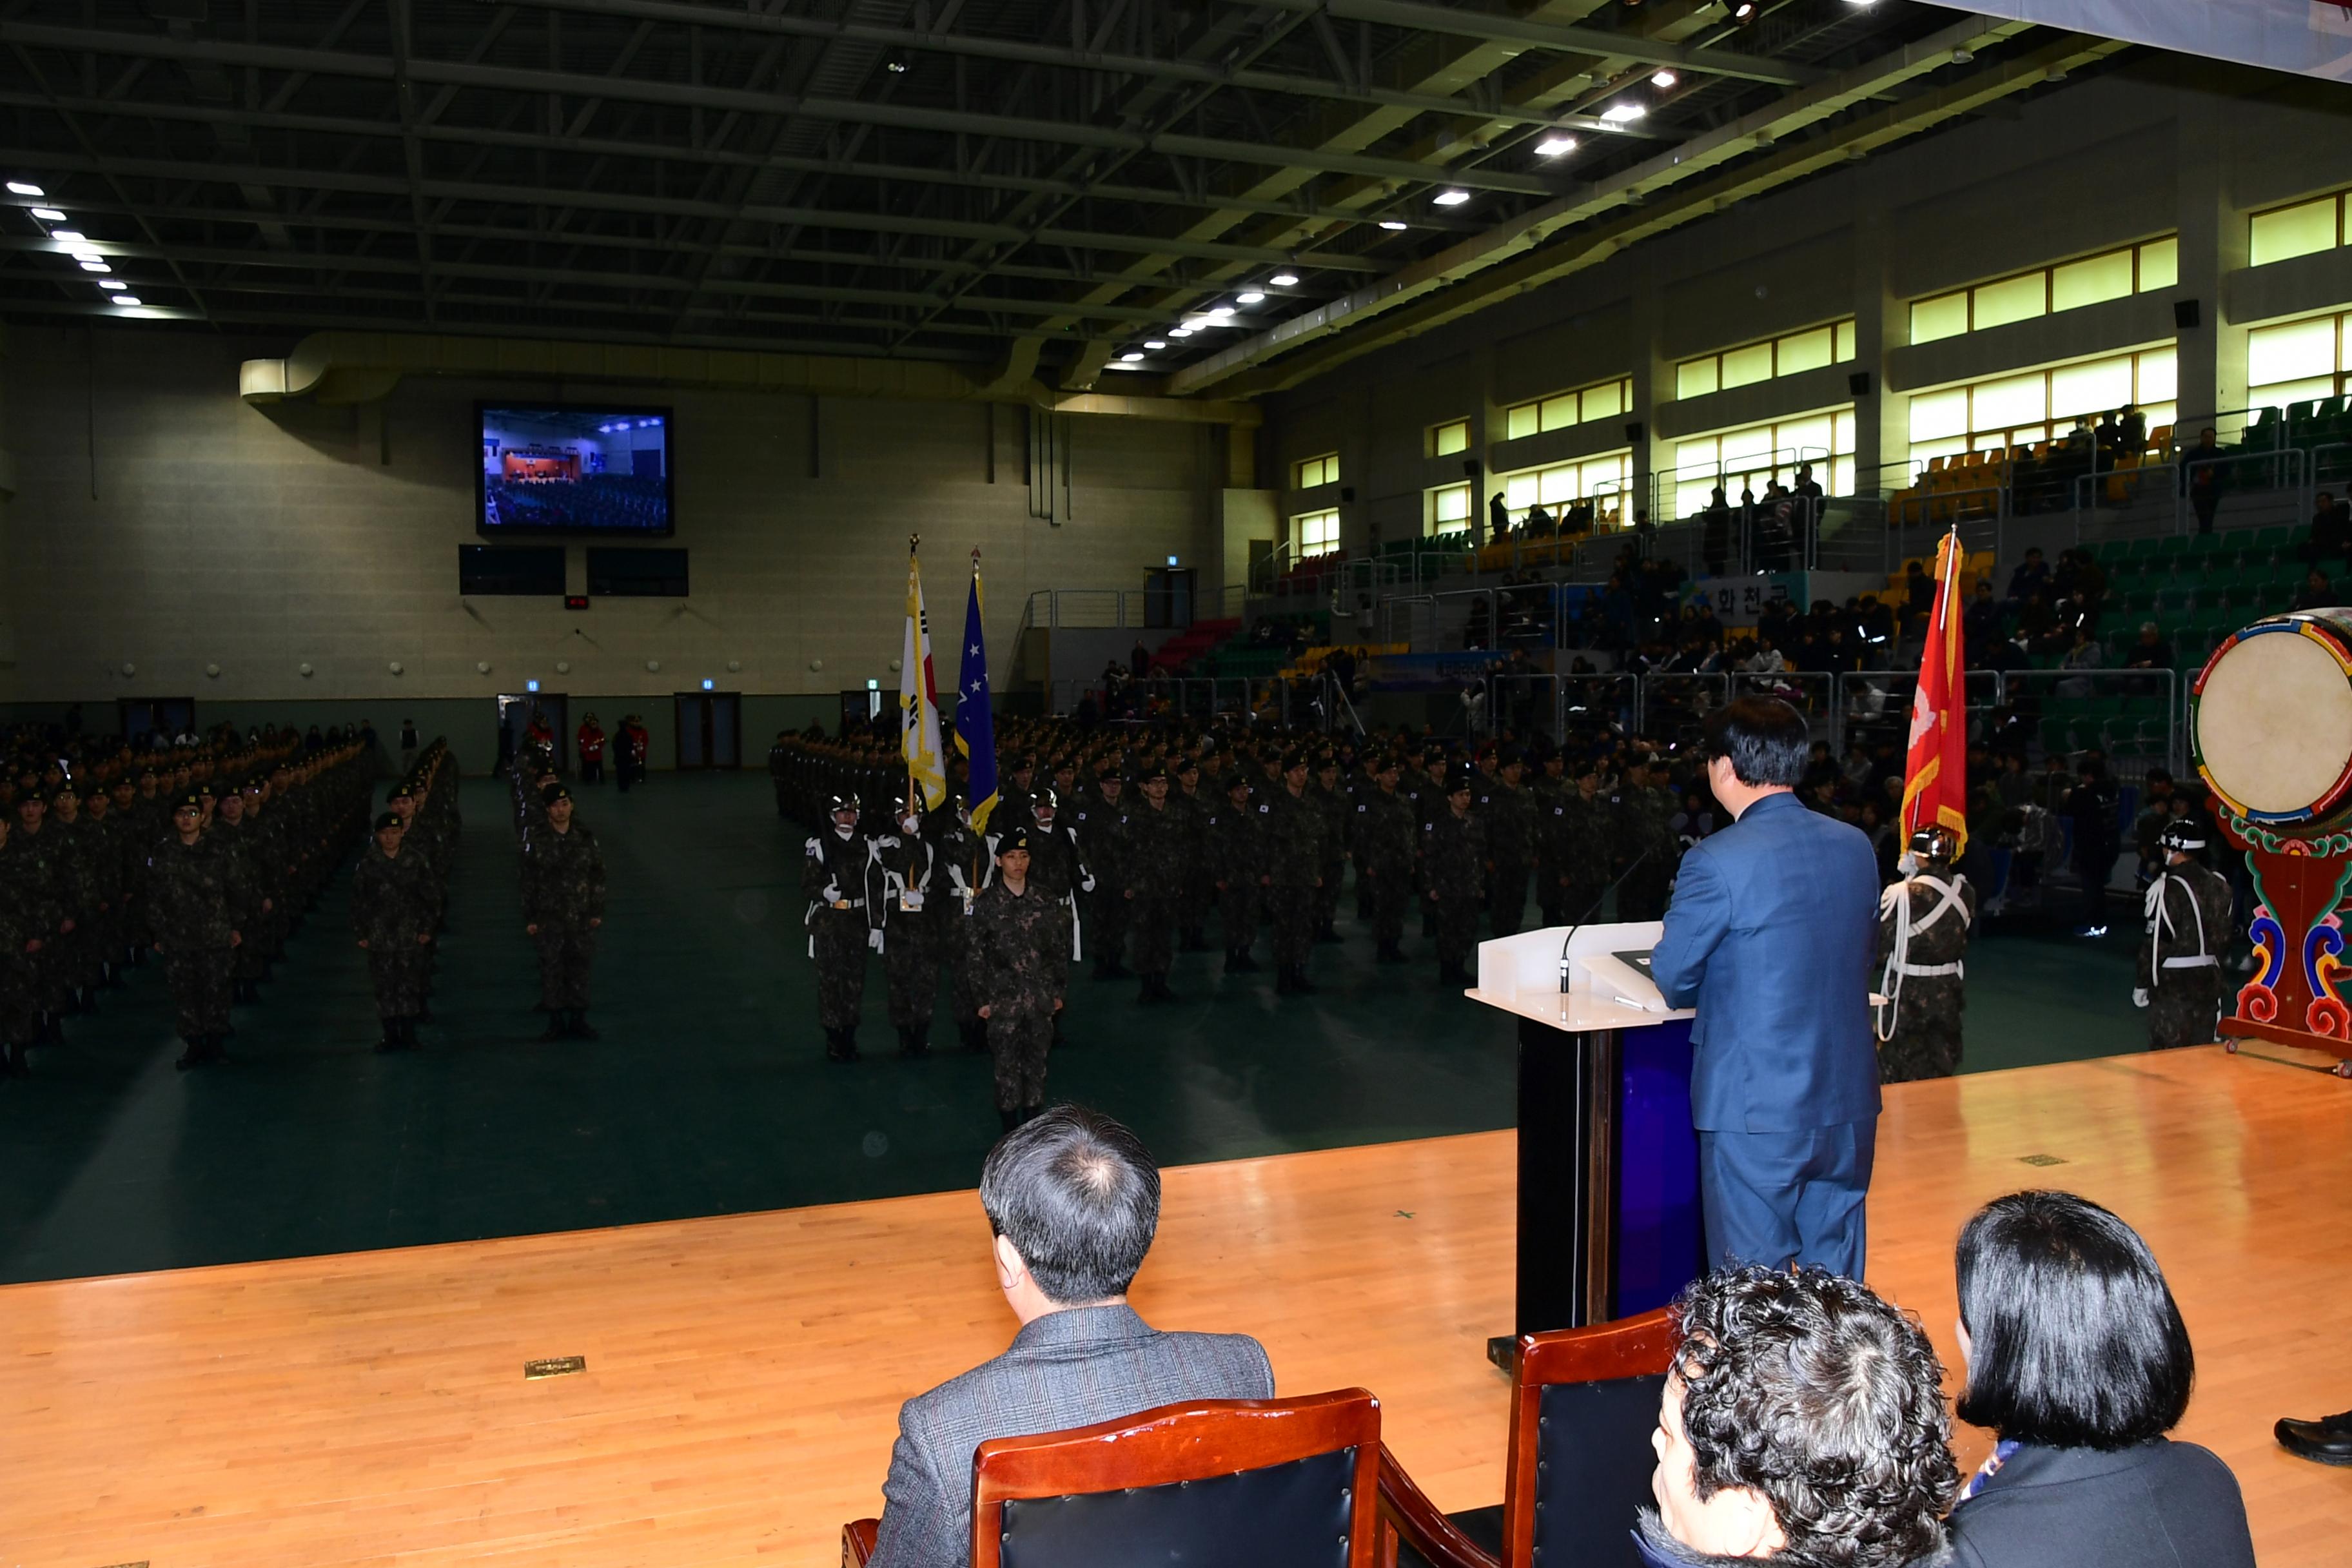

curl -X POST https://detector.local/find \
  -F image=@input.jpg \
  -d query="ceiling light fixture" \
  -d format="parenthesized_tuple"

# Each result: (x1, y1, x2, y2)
(1237, 290, 1266, 304)
(1269, 271, 1299, 286)
(49, 229, 83, 242)
(1730, 0, 1757, 17)
(1207, 305, 1234, 317)
(1535, 135, 1578, 157)
(1170, 326, 1195, 337)
(29, 206, 62, 221)
(79, 260, 109, 273)
(1144, 338, 1166, 348)
(98, 279, 125, 290)
(113, 295, 142, 306)
(1433, 188, 1471, 206)
(1379, 219, 1409, 231)
(1602, 103, 1646, 123)
(1119, 351, 1144, 362)
(1651, 69, 1678, 88)
(6, 181, 43, 197)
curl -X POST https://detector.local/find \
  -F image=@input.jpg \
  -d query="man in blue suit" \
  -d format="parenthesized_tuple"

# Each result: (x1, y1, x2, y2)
(1651, 697, 1881, 1279)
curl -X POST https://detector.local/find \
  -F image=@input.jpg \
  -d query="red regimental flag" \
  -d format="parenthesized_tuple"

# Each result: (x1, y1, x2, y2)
(1900, 529, 1970, 856)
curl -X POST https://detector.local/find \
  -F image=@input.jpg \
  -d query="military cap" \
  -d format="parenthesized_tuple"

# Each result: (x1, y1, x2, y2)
(387, 785, 415, 801)
(1136, 758, 1170, 783)
(195, 783, 217, 799)
(373, 811, 404, 832)
(1447, 764, 1476, 794)
(1225, 773, 1253, 794)
(1175, 754, 1200, 774)
(170, 791, 204, 812)
(1282, 750, 1311, 772)
(997, 825, 1035, 854)
(1032, 785, 1060, 811)
(50, 783, 79, 803)
(545, 785, 574, 804)
(1095, 758, 1125, 779)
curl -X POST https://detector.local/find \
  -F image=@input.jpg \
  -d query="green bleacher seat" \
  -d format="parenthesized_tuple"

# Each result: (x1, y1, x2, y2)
(2154, 535, 2191, 562)
(2127, 536, 2165, 561)
(2123, 587, 2157, 616)
(2253, 525, 2293, 558)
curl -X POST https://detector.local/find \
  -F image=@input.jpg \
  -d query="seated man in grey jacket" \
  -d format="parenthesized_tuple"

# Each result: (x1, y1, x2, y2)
(866, 1104, 1276, 1567)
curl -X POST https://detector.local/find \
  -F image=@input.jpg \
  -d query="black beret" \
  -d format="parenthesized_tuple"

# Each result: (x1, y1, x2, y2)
(998, 825, 1034, 854)
(374, 811, 404, 832)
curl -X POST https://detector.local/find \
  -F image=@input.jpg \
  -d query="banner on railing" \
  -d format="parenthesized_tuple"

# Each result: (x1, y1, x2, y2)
(1683, 570, 1891, 625)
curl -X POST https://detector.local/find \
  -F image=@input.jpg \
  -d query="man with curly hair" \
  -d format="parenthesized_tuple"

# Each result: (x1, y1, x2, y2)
(1645, 1266, 1959, 1568)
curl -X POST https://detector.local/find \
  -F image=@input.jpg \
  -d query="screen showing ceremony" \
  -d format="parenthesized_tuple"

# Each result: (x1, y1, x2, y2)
(477, 405, 673, 536)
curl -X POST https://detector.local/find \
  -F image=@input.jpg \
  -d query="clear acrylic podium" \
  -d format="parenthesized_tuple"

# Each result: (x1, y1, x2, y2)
(1466, 923, 1705, 1366)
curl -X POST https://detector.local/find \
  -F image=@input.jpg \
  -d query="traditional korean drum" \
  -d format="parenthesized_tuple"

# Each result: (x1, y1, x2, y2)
(2191, 611, 2352, 827)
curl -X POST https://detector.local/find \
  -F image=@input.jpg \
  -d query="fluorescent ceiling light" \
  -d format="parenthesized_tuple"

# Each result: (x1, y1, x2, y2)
(113, 295, 142, 306)
(1379, 219, 1409, 231)
(1535, 135, 1578, 157)
(30, 207, 63, 221)
(1237, 290, 1266, 304)
(1433, 189, 1471, 206)
(79, 260, 109, 273)
(98, 279, 125, 290)
(1170, 326, 1195, 337)
(1651, 69, 1678, 88)
(1207, 305, 1234, 317)
(6, 181, 43, 197)
(50, 229, 83, 242)
(1144, 338, 1166, 349)
(1119, 351, 1144, 362)
(1602, 103, 1645, 122)
(1269, 271, 1299, 286)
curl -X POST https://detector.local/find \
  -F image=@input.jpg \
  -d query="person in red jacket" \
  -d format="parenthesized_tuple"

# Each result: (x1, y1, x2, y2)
(615, 715, 650, 793)
(575, 713, 607, 785)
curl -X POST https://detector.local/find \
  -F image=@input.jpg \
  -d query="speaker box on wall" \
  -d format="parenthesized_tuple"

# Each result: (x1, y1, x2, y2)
(1623, 421, 1645, 444)
(1462, 459, 1483, 478)
(2174, 299, 2201, 330)
(1340, 485, 1357, 503)
(1848, 371, 1872, 397)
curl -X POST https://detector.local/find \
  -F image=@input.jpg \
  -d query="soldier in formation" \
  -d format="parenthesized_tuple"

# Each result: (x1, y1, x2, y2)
(1121, 761, 1187, 1003)
(2135, 818, 2233, 1050)
(1874, 825, 1977, 1083)
(1210, 772, 1266, 973)
(878, 796, 943, 1056)
(147, 791, 241, 1070)
(1353, 754, 1417, 965)
(1422, 765, 1487, 988)
(972, 825, 1065, 1130)
(1264, 752, 1325, 994)
(521, 785, 606, 1042)
(804, 789, 884, 1062)
(353, 810, 437, 1053)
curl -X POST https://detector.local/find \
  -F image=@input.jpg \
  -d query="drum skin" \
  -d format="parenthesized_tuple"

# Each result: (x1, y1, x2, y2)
(2191, 611, 2352, 827)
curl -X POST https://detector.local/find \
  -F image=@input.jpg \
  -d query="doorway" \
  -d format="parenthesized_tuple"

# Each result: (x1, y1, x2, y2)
(674, 691, 741, 769)
(495, 692, 569, 773)
(119, 697, 195, 744)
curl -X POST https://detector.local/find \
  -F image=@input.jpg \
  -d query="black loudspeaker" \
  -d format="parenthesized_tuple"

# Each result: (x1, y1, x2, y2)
(2174, 299, 2201, 330)
(1848, 370, 1872, 397)
(1624, 421, 1645, 444)
(1340, 485, 1357, 502)
(1462, 458, 1483, 478)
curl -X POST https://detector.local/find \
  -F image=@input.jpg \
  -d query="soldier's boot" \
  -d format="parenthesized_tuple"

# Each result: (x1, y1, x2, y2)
(1181, 928, 1208, 952)
(1290, 967, 1320, 995)
(825, 1027, 860, 1063)
(538, 1012, 568, 1043)
(569, 1010, 600, 1041)
(1377, 940, 1406, 965)
(175, 1035, 204, 1071)
(375, 1019, 402, 1054)
(897, 1025, 929, 1057)
(1275, 965, 1295, 995)
(1231, 948, 1261, 973)
(960, 1018, 988, 1053)
(38, 1012, 63, 1044)
(1224, 948, 1244, 974)
(1316, 921, 1342, 944)
(1152, 974, 1181, 1004)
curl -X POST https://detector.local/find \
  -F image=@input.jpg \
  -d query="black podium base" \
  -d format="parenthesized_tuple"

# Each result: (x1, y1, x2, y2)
(1484, 1334, 1515, 1373)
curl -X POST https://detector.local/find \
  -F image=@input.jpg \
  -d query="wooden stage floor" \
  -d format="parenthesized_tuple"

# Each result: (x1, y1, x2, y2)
(6, 1044, 2347, 1568)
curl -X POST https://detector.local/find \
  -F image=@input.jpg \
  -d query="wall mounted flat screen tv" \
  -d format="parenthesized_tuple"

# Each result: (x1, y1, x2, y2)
(478, 404, 673, 536)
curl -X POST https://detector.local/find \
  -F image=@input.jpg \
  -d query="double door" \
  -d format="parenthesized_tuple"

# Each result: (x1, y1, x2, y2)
(674, 692, 741, 769)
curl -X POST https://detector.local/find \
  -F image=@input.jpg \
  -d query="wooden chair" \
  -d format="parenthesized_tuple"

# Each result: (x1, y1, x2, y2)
(843, 1389, 1382, 1568)
(1378, 1308, 1678, 1568)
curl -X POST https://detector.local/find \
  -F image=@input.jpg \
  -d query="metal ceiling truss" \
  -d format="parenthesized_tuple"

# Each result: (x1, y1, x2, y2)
(0, 0, 2113, 387)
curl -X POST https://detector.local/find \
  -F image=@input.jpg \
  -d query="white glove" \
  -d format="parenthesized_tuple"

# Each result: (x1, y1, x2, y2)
(821, 881, 841, 903)
(867, 928, 886, 953)
(2132, 988, 2150, 1009)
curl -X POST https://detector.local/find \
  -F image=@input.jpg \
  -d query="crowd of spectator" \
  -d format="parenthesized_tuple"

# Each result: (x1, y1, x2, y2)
(485, 473, 669, 531)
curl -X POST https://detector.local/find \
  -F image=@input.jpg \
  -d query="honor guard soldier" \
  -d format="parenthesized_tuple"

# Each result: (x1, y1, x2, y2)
(805, 789, 884, 1062)
(1872, 825, 1977, 1083)
(877, 798, 943, 1057)
(520, 786, 606, 1042)
(990, 786, 1092, 998)
(353, 810, 436, 1052)
(972, 825, 1066, 1130)
(2135, 819, 2233, 1050)
(148, 791, 240, 1070)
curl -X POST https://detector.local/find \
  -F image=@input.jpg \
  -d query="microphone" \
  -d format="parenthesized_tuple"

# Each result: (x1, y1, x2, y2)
(1558, 845, 1652, 994)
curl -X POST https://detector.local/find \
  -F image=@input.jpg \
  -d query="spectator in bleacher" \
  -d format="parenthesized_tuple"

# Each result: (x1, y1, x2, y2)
(1642, 1266, 1956, 1568)
(1701, 485, 1732, 576)
(2119, 402, 2147, 456)
(2181, 428, 2224, 535)
(1963, 578, 2003, 652)
(2005, 547, 2050, 604)
(1943, 1191, 2255, 1568)
(2293, 565, 2337, 613)
(2304, 491, 2352, 565)
(2124, 621, 2171, 670)
(1128, 638, 1150, 680)
(863, 1106, 1273, 1566)
(1485, 491, 1505, 547)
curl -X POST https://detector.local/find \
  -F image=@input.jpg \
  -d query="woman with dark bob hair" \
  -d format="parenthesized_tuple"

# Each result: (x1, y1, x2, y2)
(1943, 1191, 2255, 1568)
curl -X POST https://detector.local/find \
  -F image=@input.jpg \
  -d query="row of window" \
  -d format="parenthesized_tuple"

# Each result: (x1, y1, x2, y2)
(1909, 237, 2176, 346)
(1501, 377, 1632, 442)
(1906, 348, 2177, 474)
(1675, 321, 1855, 401)
(1672, 411, 1857, 520)
(2246, 308, 2352, 415)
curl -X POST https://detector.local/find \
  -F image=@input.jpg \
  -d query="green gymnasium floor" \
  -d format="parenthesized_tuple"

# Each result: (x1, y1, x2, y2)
(0, 774, 2151, 1286)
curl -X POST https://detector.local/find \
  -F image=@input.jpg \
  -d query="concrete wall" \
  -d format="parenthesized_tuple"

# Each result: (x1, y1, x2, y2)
(1262, 56, 2352, 553)
(0, 327, 1220, 732)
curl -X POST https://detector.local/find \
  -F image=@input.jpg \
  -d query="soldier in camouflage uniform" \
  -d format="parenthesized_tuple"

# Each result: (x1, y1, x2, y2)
(0, 814, 46, 1075)
(46, 786, 110, 1012)
(992, 788, 1092, 1011)
(1544, 760, 1610, 930)
(147, 792, 240, 1070)
(1122, 761, 1188, 1003)
(878, 799, 943, 1055)
(1075, 765, 1132, 981)
(1173, 755, 1215, 950)
(2135, 818, 2233, 1051)
(973, 825, 1066, 1130)
(805, 789, 883, 1062)
(1265, 752, 1326, 994)
(1420, 766, 1487, 988)
(521, 786, 607, 1042)
(1353, 754, 1418, 964)
(1612, 755, 1680, 921)
(353, 810, 437, 1052)
(4, 790, 75, 1039)
(1311, 753, 1349, 942)
(211, 787, 273, 1004)
(1872, 825, 1977, 1083)
(1479, 749, 1534, 937)
(1211, 773, 1266, 973)
(929, 792, 989, 1052)
(1528, 745, 1570, 927)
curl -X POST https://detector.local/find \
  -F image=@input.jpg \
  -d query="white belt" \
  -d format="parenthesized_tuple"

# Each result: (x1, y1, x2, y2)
(1893, 961, 1962, 977)
(2161, 955, 2217, 969)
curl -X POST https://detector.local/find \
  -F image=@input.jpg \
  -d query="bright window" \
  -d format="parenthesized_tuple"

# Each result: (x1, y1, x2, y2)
(1495, 449, 1634, 531)
(1430, 418, 1470, 458)
(1427, 482, 1473, 536)
(1907, 237, 2175, 344)
(1903, 346, 2177, 475)
(1670, 408, 1855, 518)
(1293, 452, 1339, 489)
(1502, 376, 1633, 442)
(1675, 320, 1854, 401)
(2250, 195, 2342, 268)
(2247, 309, 2352, 414)
(1293, 507, 1341, 556)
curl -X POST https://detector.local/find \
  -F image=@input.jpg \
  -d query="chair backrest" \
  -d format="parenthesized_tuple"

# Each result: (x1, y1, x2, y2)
(1503, 1308, 1678, 1568)
(971, 1389, 1382, 1568)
